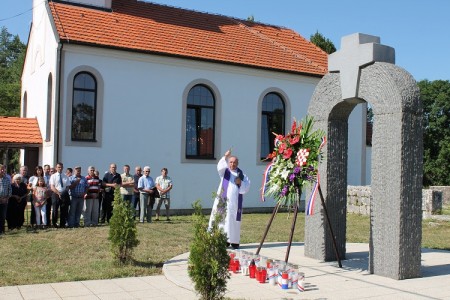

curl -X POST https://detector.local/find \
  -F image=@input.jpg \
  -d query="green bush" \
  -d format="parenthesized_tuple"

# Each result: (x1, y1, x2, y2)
(188, 199, 230, 300)
(108, 188, 139, 264)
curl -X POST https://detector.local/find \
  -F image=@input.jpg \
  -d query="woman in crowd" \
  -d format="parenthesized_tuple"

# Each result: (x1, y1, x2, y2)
(28, 166, 44, 227)
(7, 174, 29, 230)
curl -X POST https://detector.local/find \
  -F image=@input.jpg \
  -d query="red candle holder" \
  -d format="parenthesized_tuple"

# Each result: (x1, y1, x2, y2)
(233, 259, 240, 273)
(256, 267, 262, 281)
(249, 264, 256, 278)
(259, 268, 267, 283)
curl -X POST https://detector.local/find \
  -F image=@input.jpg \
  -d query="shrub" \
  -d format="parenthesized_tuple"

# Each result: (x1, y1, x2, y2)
(108, 188, 139, 264)
(188, 199, 230, 300)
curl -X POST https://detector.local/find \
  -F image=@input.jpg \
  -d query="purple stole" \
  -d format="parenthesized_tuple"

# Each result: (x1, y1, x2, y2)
(221, 168, 243, 221)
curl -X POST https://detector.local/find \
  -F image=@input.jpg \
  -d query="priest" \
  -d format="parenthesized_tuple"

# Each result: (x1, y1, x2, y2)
(208, 150, 250, 249)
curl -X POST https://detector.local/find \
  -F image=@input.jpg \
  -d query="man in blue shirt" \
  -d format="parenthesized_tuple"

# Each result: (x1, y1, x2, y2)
(68, 166, 87, 227)
(137, 166, 155, 223)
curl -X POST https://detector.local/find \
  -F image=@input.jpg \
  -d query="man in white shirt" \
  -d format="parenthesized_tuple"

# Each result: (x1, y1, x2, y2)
(49, 162, 71, 228)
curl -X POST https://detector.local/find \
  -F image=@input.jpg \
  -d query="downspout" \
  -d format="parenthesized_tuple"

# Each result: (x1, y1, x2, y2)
(54, 42, 63, 164)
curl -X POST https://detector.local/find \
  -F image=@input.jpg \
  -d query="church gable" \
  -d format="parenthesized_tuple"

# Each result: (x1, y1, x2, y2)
(48, 0, 327, 76)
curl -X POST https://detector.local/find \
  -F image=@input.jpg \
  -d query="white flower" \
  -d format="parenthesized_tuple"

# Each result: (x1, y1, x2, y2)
(281, 169, 290, 180)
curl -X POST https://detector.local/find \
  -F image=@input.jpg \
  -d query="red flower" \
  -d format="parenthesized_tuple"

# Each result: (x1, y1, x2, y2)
(278, 143, 286, 154)
(291, 120, 297, 134)
(273, 134, 284, 147)
(266, 151, 276, 160)
(289, 135, 300, 145)
(283, 148, 293, 159)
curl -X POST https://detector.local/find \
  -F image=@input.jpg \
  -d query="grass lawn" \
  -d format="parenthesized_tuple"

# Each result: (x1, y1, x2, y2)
(0, 209, 449, 286)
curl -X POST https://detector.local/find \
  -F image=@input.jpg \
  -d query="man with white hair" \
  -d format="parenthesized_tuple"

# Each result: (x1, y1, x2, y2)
(209, 150, 250, 249)
(137, 166, 156, 223)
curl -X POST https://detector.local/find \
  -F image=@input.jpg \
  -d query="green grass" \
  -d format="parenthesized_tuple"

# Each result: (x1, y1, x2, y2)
(0, 209, 449, 286)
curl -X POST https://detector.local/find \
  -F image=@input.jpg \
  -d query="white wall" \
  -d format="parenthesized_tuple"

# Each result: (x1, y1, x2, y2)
(22, 0, 59, 165)
(54, 45, 332, 209)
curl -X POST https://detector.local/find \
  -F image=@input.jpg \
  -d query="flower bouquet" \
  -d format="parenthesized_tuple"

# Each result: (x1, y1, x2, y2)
(263, 116, 326, 206)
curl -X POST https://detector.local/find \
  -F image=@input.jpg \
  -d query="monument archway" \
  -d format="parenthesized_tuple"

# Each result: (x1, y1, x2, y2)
(305, 33, 423, 280)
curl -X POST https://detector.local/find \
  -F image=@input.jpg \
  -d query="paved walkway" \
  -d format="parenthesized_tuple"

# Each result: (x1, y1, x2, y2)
(1, 243, 450, 299)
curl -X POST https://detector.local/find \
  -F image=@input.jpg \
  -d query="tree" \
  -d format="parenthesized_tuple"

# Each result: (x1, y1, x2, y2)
(109, 188, 139, 264)
(310, 31, 336, 54)
(188, 199, 229, 300)
(418, 80, 450, 186)
(0, 26, 25, 117)
(0, 27, 26, 174)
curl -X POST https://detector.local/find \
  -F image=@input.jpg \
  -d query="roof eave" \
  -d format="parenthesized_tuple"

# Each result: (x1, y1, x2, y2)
(60, 40, 326, 78)
(0, 143, 42, 148)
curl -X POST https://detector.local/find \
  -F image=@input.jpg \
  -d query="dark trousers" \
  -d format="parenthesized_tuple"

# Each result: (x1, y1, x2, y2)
(51, 194, 59, 226)
(29, 195, 36, 225)
(6, 197, 27, 229)
(0, 203, 7, 234)
(52, 194, 69, 227)
(45, 197, 52, 226)
(101, 193, 114, 223)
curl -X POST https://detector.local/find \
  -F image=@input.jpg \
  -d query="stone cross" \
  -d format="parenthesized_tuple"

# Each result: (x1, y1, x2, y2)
(328, 33, 395, 99)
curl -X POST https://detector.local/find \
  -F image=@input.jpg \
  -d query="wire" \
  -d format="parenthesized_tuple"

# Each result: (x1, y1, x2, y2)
(0, 5, 35, 22)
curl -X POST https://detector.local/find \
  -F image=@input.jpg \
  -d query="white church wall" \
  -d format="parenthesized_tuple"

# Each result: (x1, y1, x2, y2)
(22, 0, 60, 166)
(54, 45, 352, 209)
(347, 103, 367, 185)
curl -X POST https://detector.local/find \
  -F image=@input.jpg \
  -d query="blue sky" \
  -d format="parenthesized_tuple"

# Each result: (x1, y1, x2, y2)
(1, 0, 449, 81)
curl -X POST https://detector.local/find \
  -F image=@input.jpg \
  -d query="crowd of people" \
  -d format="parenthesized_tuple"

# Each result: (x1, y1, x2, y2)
(0, 163, 173, 234)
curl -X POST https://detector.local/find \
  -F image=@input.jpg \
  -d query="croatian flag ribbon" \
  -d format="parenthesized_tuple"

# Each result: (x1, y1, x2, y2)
(306, 173, 319, 215)
(260, 162, 273, 202)
(306, 136, 327, 216)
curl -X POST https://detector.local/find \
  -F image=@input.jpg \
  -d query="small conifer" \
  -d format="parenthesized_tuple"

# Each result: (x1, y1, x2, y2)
(108, 188, 139, 264)
(188, 198, 230, 300)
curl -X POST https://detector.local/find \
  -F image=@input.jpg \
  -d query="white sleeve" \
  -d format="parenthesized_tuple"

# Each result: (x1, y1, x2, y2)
(239, 174, 251, 195)
(217, 156, 228, 177)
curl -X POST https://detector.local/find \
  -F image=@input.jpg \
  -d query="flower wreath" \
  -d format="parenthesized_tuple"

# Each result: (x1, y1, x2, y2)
(262, 116, 326, 207)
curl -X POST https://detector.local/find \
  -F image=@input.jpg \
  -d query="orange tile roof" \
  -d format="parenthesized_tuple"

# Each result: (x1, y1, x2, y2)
(0, 117, 42, 146)
(49, 0, 327, 76)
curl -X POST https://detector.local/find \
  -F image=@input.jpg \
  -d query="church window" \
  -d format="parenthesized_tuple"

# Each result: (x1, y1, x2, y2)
(71, 72, 97, 141)
(46, 73, 53, 142)
(186, 84, 215, 158)
(261, 92, 285, 159)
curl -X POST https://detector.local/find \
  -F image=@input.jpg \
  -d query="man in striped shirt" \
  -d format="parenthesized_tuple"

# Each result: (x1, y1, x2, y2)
(83, 166, 101, 227)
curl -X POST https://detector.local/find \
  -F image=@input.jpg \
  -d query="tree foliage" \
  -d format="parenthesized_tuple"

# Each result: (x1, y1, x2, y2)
(310, 31, 336, 54)
(108, 188, 139, 264)
(188, 199, 229, 300)
(0, 26, 26, 117)
(419, 79, 450, 186)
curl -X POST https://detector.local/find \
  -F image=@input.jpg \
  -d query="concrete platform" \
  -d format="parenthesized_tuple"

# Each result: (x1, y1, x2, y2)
(1, 243, 449, 299)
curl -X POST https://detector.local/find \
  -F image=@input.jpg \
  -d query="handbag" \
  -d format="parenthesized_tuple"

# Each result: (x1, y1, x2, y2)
(151, 187, 160, 198)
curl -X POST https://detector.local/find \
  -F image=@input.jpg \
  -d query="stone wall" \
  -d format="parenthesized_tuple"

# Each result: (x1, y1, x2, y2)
(430, 186, 450, 205)
(347, 186, 444, 218)
(347, 186, 372, 215)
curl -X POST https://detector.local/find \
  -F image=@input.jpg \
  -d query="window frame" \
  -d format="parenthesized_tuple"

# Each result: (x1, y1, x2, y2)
(260, 92, 286, 160)
(71, 71, 97, 142)
(185, 84, 216, 159)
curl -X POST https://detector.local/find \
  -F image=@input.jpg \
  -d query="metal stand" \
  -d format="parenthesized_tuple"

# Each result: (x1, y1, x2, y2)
(256, 185, 342, 267)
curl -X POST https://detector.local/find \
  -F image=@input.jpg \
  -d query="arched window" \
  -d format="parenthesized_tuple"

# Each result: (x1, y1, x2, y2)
(261, 92, 285, 159)
(22, 92, 27, 117)
(186, 84, 215, 159)
(71, 72, 97, 141)
(46, 73, 53, 142)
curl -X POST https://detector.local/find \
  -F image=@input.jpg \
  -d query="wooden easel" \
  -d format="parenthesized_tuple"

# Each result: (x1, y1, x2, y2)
(256, 184, 342, 268)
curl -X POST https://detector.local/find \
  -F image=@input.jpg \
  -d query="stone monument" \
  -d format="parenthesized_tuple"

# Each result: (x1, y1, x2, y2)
(305, 33, 423, 280)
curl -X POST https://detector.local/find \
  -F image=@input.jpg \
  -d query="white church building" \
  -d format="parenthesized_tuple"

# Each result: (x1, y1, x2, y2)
(20, 0, 369, 210)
